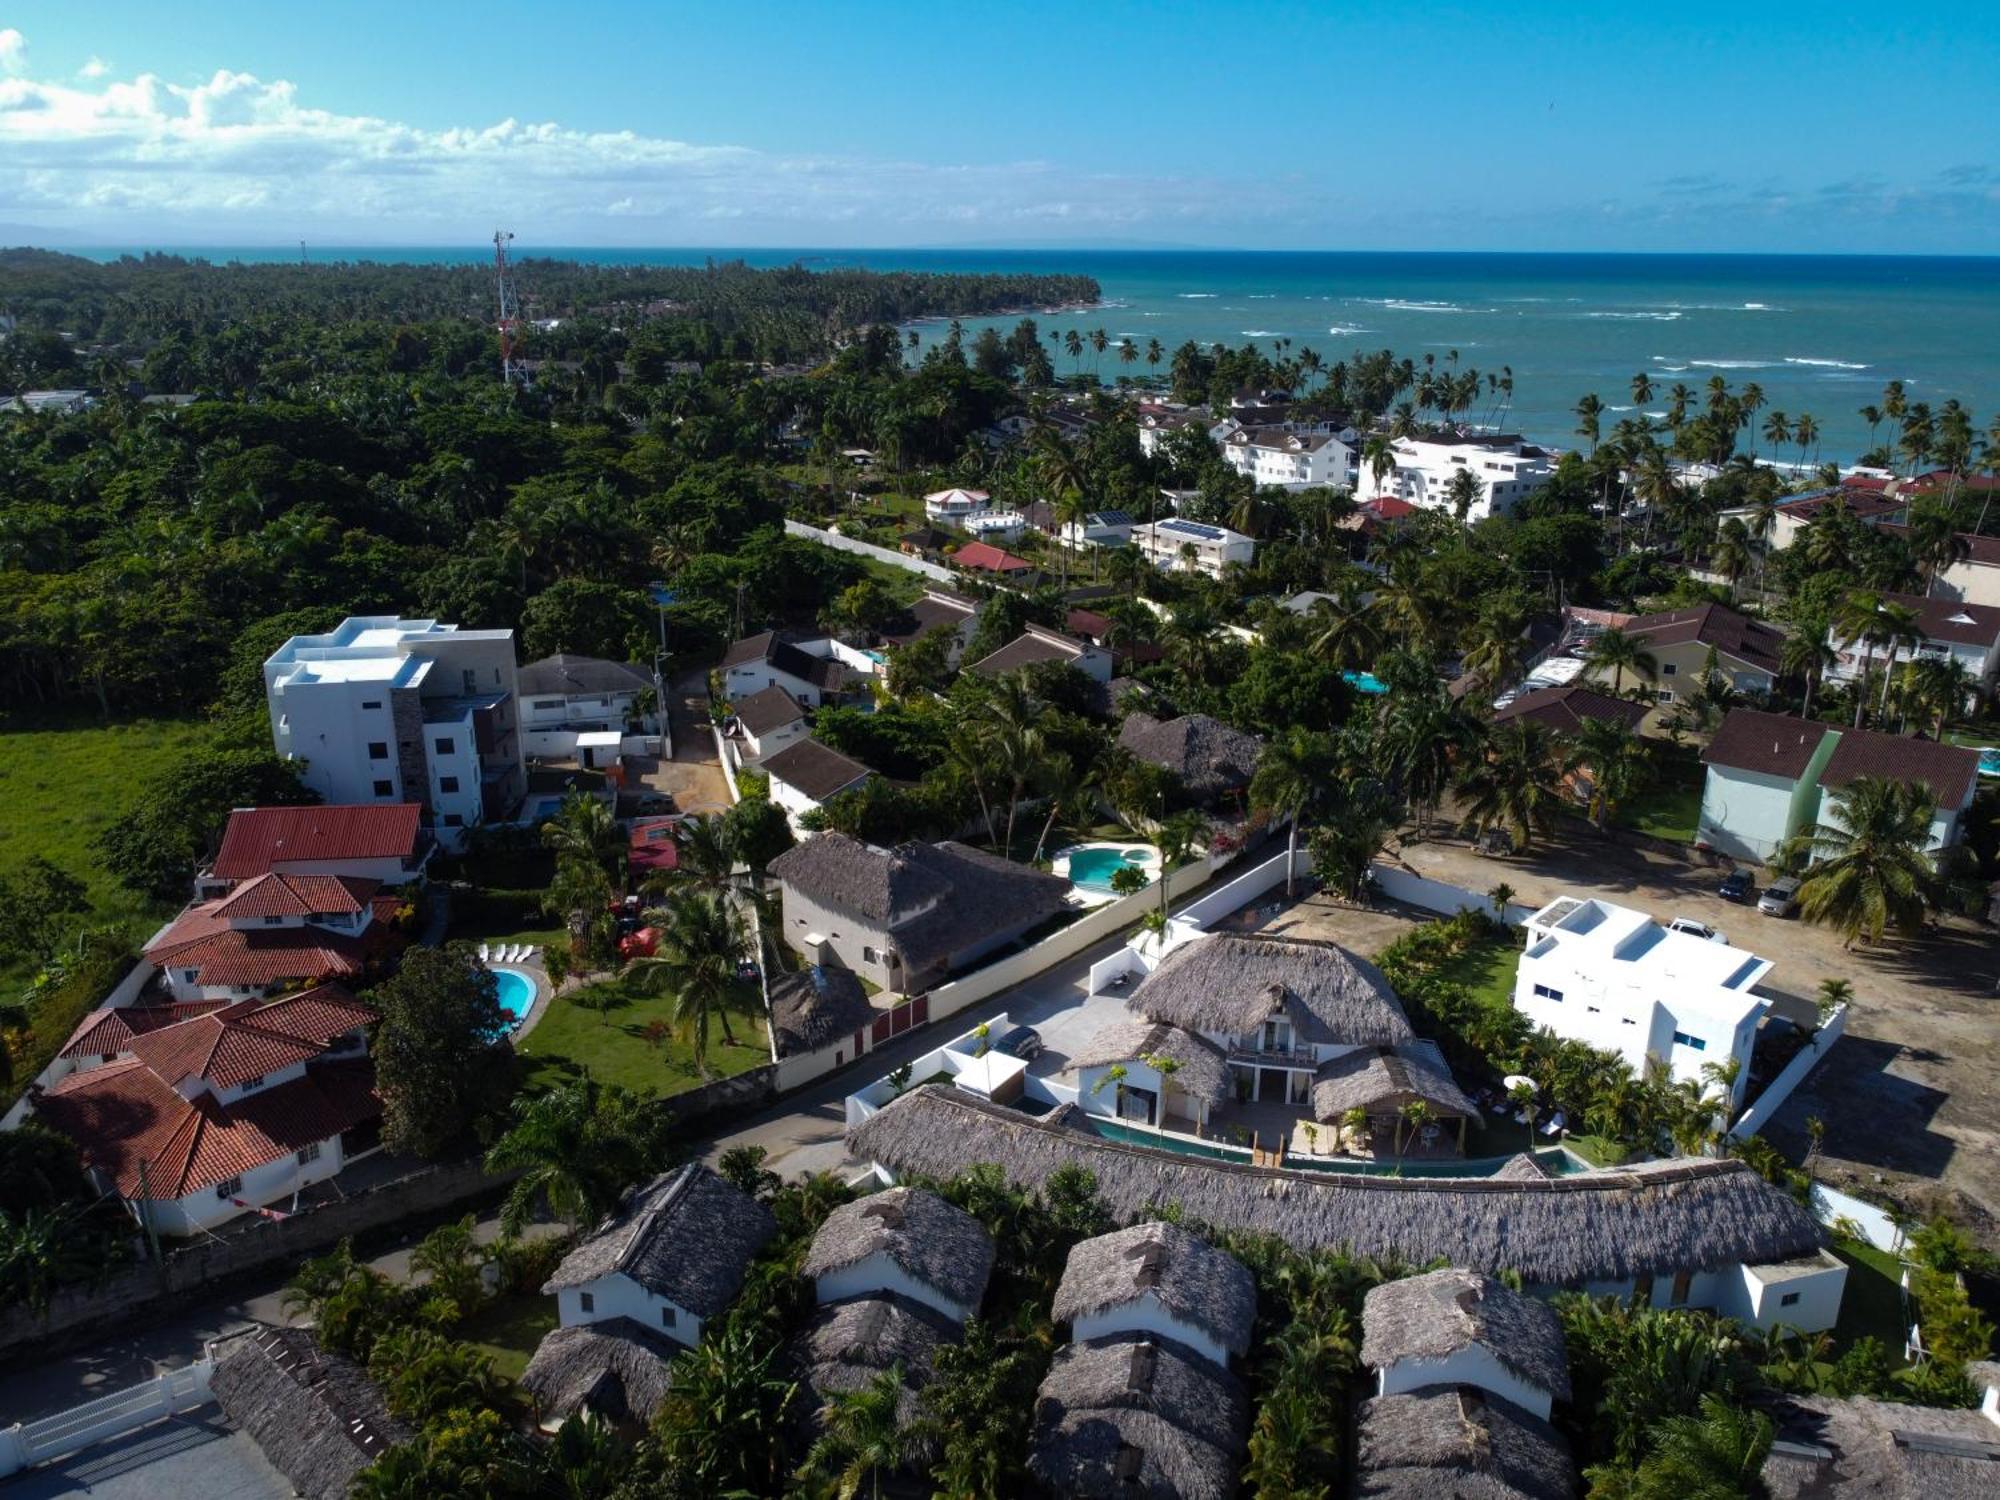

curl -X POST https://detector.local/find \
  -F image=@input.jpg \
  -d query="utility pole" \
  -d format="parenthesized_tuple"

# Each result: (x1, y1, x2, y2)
(493, 230, 521, 386)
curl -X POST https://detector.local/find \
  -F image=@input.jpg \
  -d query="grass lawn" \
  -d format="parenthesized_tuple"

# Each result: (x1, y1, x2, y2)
(459, 1292, 558, 1381)
(1614, 779, 1702, 843)
(446, 888, 564, 956)
(1831, 1237, 1908, 1352)
(518, 971, 772, 1096)
(1429, 936, 1521, 1018)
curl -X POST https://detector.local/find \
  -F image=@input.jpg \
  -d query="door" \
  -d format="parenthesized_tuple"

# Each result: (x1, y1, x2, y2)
(1258, 1068, 1287, 1103)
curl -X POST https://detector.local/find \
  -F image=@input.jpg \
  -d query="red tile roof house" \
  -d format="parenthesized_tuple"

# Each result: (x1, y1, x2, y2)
(34, 985, 383, 1235)
(194, 802, 432, 902)
(950, 540, 1035, 576)
(144, 869, 408, 1003)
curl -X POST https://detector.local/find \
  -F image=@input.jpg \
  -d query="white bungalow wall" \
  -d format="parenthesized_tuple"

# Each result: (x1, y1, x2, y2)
(814, 1251, 976, 1325)
(555, 1272, 701, 1347)
(1071, 1293, 1234, 1371)
(1375, 1346, 1556, 1421)
(145, 1128, 353, 1236)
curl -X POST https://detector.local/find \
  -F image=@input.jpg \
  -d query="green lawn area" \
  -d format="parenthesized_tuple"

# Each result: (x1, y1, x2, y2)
(1614, 746, 1705, 843)
(517, 970, 771, 1096)
(446, 887, 564, 956)
(459, 1292, 558, 1381)
(1429, 936, 1521, 1018)
(1831, 1237, 1908, 1352)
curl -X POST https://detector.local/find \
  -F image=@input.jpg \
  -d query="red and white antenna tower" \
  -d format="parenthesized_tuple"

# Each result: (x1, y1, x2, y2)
(493, 229, 522, 385)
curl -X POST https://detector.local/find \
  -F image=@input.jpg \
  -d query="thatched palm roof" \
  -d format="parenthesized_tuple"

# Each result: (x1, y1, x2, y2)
(1492, 1153, 1555, 1182)
(1356, 1385, 1575, 1500)
(1762, 1391, 2000, 1499)
(1116, 711, 1262, 801)
(1361, 1269, 1572, 1402)
(767, 964, 873, 1057)
(801, 1186, 994, 1314)
(787, 1293, 959, 1454)
(849, 1087, 1825, 1286)
(1051, 1223, 1257, 1360)
(208, 1326, 412, 1500)
(1067, 1018, 1231, 1106)
(1312, 1041, 1480, 1123)
(1029, 1332, 1249, 1500)
(519, 1318, 679, 1425)
(1128, 933, 1414, 1047)
(543, 1163, 776, 1317)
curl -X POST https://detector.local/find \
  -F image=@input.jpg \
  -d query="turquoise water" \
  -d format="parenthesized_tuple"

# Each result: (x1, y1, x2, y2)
(492, 967, 535, 1027)
(1089, 1118, 1583, 1178)
(1344, 670, 1388, 695)
(1067, 846, 1152, 891)
(1978, 748, 1999, 778)
(63, 248, 2000, 465)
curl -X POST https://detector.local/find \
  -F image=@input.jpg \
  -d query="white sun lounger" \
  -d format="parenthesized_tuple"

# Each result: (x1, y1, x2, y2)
(504, 945, 524, 963)
(477, 943, 490, 962)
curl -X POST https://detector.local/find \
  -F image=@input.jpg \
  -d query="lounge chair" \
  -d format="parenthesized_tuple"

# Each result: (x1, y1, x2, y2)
(477, 943, 490, 962)
(505, 944, 524, 963)
(521, 945, 537, 962)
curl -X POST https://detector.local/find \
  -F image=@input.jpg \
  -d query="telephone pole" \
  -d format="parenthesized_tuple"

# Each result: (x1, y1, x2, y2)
(493, 230, 522, 386)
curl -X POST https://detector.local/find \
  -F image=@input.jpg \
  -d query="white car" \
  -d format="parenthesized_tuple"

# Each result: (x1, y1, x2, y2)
(1667, 916, 1728, 944)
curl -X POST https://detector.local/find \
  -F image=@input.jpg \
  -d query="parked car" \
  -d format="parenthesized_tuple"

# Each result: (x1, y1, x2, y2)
(988, 1024, 1044, 1061)
(634, 792, 676, 814)
(1758, 876, 1802, 918)
(1667, 916, 1728, 944)
(1718, 868, 1755, 903)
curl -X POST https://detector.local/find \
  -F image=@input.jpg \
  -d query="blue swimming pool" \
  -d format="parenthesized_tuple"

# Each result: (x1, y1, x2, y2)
(491, 967, 536, 1028)
(1343, 670, 1388, 695)
(1088, 1119, 1584, 1177)
(1978, 747, 2000, 778)
(1067, 846, 1154, 892)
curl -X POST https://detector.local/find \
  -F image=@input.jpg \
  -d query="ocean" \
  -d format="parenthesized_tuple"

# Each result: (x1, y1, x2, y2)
(60, 246, 2000, 464)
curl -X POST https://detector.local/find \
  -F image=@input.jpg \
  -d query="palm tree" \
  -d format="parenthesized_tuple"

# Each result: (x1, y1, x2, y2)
(1573, 392, 1604, 451)
(1455, 720, 1568, 851)
(1153, 810, 1207, 926)
(626, 890, 753, 1072)
(1304, 585, 1382, 670)
(1710, 517, 1754, 596)
(1779, 627, 1836, 719)
(973, 674, 1047, 856)
(1583, 627, 1657, 696)
(1378, 686, 1474, 835)
(1595, 1393, 1774, 1497)
(540, 790, 623, 875)
(1630, 371, 1655, 411)
(644, 811, 735, 896)
(796, 1365, 919, 1499)
(1250, 729, 1339, 896)
(483, 1074, 643, 1234)
(1780, 775, 1938, 948)
(1869, 600, 1923, 722)
(1568, 717, 1652, 828)
(1444, 466, 1485, 524)
(1904, 497, 1970, 596)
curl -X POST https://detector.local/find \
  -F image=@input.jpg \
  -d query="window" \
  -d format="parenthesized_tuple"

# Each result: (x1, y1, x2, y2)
(264, 914, 285, 927)
(579, 1291, 594, 1313)
(462, 669, 478, 693)
(1670, 1271, 1693, 1307)
(862, 946, 877, 964)
(440, 776, 459, 793)
(297, 1142, 322, 1165)
(1532, 983, 1564, 1002)
(240, 1075, 265, 1091)
(215, 1176, 243, 1200)
(361, 699, 382, 710)
(373, 780, 394, 797)
(660, 1306, 678, 1329)
(1661, 662, 1678, 676)
(434, 737, 456, 756)
(1672, 1031, 1707, 1051)
(368, 741, 388, 759)
(1655, 689, 1675, 704)
(1780, 1291, 1801, 1308)
(442, 814, 464, 827)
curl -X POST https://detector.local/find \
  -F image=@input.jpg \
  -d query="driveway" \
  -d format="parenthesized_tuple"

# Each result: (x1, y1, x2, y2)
(1391, 825, 2000, 1242)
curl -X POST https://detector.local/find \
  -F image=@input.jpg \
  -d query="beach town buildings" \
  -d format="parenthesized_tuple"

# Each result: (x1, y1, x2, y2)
(1823, 591, 2000, 702)
(263, 616, 526, 850)
(1760, 1363, 2000, 1496)
(1697, 708, 1982, 862)
(142, 868, 405, 1003)
(193, 802, 432, 902)
(1876, 522, 2000, 606)
(1513, 896, 1769, 1110)
(719, 630, 869, 709)
(210, 1326, 412, 1500)
(724, 683, 811, 767)
(967, 622, 1115, 683)
(33, 985, 384, 1235)
(1220, 426, 1358, 490)
(759, 737, 877, 834)
(1356, 432, 1554, 520)
(1128, 517, 1257, 578)
(922, 486, 990, 522)
(1566, 602, 1785, 725)
(516, 654, 660, 758)
(1115, 710, 1263, 808)
(767, 832, 1071, 994)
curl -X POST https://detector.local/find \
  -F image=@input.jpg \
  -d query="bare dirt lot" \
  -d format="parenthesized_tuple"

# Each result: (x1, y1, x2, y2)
(1278, 825, 2000, 1245)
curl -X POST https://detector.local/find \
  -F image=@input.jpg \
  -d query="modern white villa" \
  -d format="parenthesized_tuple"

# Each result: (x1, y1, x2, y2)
(263, 616, 526, 849)
(1220, 425, 1357, 490)
(516, 653, 659, 758)
(719, 629, 870, 708)
(1356, 432, 1553, 520)
(1128, 517, 1257, 577)
(1513, 896, 1769, 1109)
(1824, 591, 2000, 701)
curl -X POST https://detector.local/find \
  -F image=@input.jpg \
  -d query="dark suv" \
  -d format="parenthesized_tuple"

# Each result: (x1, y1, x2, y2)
(1718, 868, 1754, 903)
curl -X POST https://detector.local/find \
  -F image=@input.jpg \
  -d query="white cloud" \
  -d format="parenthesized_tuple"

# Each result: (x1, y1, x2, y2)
(0, 28, 27, 74)
(79, 55, 109, 79)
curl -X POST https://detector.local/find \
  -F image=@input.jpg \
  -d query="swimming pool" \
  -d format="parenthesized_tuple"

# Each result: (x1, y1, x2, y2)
(1064, 845, 1156, 892)
(1978, 747, 2000, 778)
(1343, 670, 1388, 695)
(1088, 1119, 1584, 1177)
(491, 967, 536, 1029)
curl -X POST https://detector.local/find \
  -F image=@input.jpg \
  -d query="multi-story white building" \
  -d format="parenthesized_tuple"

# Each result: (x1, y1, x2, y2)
(1513, 896, 1770, 1109)
(264, 617, 526, 849)
(1357, 432, 1554, 520)
(1129, 517, 1257, 578)
(1220, 426, 1357, 491)
(517, 654, 659, 759)
(1824, 591, 2000, 703)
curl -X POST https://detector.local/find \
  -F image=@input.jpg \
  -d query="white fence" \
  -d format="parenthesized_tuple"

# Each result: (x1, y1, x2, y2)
(1810, 1181, 1906, 1255)
(712, 721, 742, 803)
(2, 958, 155, 1131)
(843, 1013, 1025, 1130)
(0, 1357, 213, 1477)
(1729, 1004, 1848, 1141)
(785, 519, 956, 583)
(1369, 862, 1532, 924)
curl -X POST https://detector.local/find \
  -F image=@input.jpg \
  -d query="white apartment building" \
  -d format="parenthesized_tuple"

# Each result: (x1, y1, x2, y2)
(1129, 517, 1257, 578)
(1358, 432, 1554, 521)
(1823, 592, 2000, 702)
(1220, 426, 1357, 491)
(1513, 896, 1770, 1110)
(263, 617, 526, 849)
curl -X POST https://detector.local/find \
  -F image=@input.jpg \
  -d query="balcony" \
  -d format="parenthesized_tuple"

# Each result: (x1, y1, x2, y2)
(1226, 1043, 1318, 1071)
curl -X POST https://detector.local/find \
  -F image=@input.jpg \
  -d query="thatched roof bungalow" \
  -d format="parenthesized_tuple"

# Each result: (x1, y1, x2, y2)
(801, 1186, 994, 1323)
(1029, 1331, 1249, 1500)
(1116, 711, 1262, 804)
(767, 963, 873, 1058)
(209, 1326, 412, 1500)
(849, 1087, 1827, 1298)
(1362, 1268, 1572, 1420)
(1312, 1040, 1481, 1150)
(1354, 1385, 1575, 1500)
(1128, 932, 1413, 1052)
(1761, 1380, 2000, 1499)
(1067, 1016, 1231, 1131)
(788, 1292, 960, 1463)
(518, 1318, 679, 1429)
(1052, 1222, 1256, 1371)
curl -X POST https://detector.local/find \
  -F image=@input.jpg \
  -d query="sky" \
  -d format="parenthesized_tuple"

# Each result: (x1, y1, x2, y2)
(1, 2, 1996, 253)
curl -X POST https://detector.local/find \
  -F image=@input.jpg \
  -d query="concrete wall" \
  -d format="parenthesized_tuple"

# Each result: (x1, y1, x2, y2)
(1810, 1182, 1905, 1254)
(1367, 863, 1533, 925)
(1729, 1004, 1848, 1140)
(1698, 765, 1806, 863)
(784, 519, 955, 584)
(0, 1359, 214, 1478)
(1377, 1346, 1554, 1420)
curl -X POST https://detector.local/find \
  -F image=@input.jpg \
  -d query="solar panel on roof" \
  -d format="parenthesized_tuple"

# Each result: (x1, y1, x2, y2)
(1162, 519, 1224, 540)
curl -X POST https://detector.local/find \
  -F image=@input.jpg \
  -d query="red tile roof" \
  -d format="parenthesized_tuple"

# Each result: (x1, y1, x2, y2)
(212, 872, 379, 920)
(1493, 684, 1650, 735)
(146, 903, 399, 990)
(210, 804, 424, 882)
(953, 540, 1034, 573)
(1365, 496, 1418, 520)
(40, 1056, 380, 1199)
(59, 1000, 232, 1060)
(1864, 592, 2000, 648)
(1624, 603, 1785, 676)
(1818, 728, 1980, 809)
(1701, 709, 1830, 781)
(125, 987, 378, 1090)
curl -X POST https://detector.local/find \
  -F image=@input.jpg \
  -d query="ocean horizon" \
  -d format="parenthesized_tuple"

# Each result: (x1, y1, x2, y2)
(42, 246, 2000, 465)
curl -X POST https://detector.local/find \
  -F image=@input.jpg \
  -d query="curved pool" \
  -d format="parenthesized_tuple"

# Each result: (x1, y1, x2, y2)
(1063, 845, 1157, 892)
(491, 966, 537, 1029)
(1343, 670, 1388, 695)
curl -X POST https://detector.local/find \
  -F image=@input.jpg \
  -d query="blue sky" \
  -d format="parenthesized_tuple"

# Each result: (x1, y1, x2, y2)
(1, 2, 1995, 252)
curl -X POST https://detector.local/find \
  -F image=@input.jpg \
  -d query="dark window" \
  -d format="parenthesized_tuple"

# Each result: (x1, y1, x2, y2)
(1780, 1291, 1801, 1307)
(361, 699, 382, 710)
(1533, 983, 1563, 1002)
(297, 1142, 322, 1165)
(373, 780, 394, 797)
(434, 737, 456, 756)
(215, 1176, 243, 1199)
(1670, 1271, 1693, 1306)
(440, 776, 459, 793)
(1672, 1031, 1708, 1051)
(239, 1075, 264, 1091)
(1632, 1274, 1655, 1306)
(442, 814, 464, 827)
(263, 915, 284, 927)
(660, 1305, 677, 1329)
(579, 1291, 594, 1313)
(368, 741, 388, 759)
